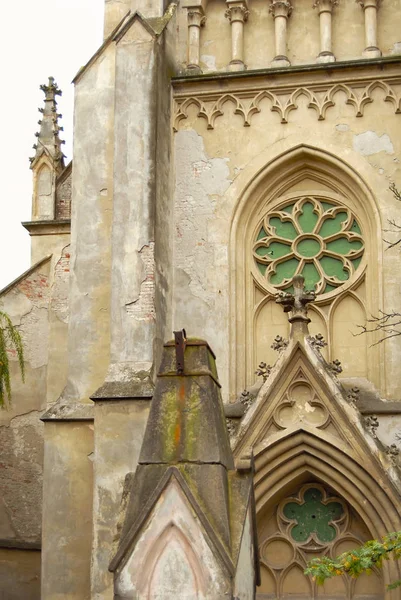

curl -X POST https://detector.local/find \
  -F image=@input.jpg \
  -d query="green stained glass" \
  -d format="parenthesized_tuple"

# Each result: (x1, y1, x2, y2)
(298, 202, 319, 233)
(253, 196, 364, 295)
(257, 227, 267, 240)
(270, 258, 299, 285)
(256, 242, 291, 259)
(318, 212, 348, 237)
(283, 488, 343, 543)
(269, 217, 298, 240)
(320, 256, 348, 281)
(297, 238, 321, 258)
(301, 262, 321, 289)
(325, 238, 363, 255)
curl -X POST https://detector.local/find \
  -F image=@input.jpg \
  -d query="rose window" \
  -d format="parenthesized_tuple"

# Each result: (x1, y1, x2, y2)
(253, 197, 364, 295)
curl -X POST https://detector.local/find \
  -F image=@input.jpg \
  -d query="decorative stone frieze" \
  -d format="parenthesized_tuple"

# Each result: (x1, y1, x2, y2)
(269, 1, 292, 67)
(186, 6, 206, 72)
(173, 76, 401, 130)
(225, 0, 249, 71)
(313, 0, 338, 63)
(357, 0, 382, 58)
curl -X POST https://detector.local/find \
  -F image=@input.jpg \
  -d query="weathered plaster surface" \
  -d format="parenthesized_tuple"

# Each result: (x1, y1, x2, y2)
(91, 400, 150, 600)
(115, 479, 230, 599)
(353, 130, 395, 156)
(0, 548, 41, 600)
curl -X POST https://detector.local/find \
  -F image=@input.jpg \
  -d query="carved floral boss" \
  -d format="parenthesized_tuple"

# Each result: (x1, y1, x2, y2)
(253, 196, 364, 295)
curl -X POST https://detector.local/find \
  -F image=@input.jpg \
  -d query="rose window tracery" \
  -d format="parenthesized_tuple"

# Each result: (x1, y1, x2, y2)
(253, 196, 364, 295)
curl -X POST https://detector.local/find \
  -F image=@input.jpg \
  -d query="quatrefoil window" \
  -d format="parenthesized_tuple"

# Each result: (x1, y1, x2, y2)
(282, 487, 344, 544)
(253, 197, 364, 295)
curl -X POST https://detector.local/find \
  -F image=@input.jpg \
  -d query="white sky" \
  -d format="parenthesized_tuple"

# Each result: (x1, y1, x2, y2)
(0, 1, 104, 289)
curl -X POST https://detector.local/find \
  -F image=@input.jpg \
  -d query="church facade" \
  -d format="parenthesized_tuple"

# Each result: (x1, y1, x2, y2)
(1, 0, 401, 598)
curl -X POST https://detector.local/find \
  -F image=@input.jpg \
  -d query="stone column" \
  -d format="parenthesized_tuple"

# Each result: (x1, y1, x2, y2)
(269, 0, 292, 67)
(358, 0, 382, 58)
(313, 0, 337, 63)
(225, 0, 249, 71)
(187, 7, 206, 72)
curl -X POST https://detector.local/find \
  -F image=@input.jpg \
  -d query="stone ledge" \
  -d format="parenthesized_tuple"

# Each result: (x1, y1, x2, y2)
(0, 539, 41, 551)
(22, 219, 71, 236)
(41, 401, 94, 422)
(91, 380, 154, 401)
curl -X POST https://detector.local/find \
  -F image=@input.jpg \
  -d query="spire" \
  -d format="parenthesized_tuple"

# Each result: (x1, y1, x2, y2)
(276, 274, 316, 339)
(30, 76, 65, 172)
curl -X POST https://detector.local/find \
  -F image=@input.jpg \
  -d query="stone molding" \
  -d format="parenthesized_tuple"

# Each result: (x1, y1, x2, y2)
(173, 74, 401, 130)
(22, 219, 71, 236)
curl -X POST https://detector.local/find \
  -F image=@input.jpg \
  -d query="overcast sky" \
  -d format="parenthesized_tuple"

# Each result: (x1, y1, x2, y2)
(0, 1, 104, 289)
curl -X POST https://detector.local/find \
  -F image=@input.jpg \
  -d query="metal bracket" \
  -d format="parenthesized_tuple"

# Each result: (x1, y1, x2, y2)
(174, 329, 187, 374)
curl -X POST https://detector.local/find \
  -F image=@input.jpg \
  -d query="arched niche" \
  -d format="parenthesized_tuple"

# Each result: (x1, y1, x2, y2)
(252, 430, 401, 599)
(229, 145, 383, 400)
(34, 161, 54, 220)
(331, 293, 367, 378)
(137, 523, 206, 600)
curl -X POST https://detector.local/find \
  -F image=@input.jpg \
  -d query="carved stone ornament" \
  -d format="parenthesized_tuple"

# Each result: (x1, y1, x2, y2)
(187, 9, 206, 27)
(328, 359, 343, 375)
(313, 0, 339, 9)
(364, 415, 379, 438)
(346, 387, 360, 407)
(269, 0, 293, 17)
(226, 417, 238, 437)
(386, 443, 400, 465)
(276, 274, 316, 321)
(239, 389, 255, 413)
(255, 362, 272, 381)
(173, 79, 401, 131)
(308, 333, 327, 349)
(225, 4, 249, 22)
(271, 335, 289, 352)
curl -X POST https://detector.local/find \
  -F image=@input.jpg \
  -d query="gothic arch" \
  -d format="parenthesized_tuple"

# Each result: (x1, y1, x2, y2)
(229, 144, 383, 400)
(252, 428, 401, 595)
(137, 522, 207, 599)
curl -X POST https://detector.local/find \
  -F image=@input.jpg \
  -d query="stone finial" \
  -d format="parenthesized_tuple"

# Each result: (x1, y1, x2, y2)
(255, 362, 272, 381)
(271, 335, 289, 352)
(276, 275, 316, 338)
(365, 415, 379, 438)
(30, 76, 65, 171)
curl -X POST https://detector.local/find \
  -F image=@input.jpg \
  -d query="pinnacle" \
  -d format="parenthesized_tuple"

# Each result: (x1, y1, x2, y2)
(29, 76, 65, 171)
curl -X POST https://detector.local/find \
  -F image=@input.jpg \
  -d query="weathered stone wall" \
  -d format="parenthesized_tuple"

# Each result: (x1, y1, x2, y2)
(172, 59, 401, 401)
(0, 247, 70, 599)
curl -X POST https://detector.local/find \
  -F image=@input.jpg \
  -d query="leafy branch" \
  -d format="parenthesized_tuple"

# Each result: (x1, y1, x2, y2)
(305, 531, 401, 590)
(0, 311, 25, 406)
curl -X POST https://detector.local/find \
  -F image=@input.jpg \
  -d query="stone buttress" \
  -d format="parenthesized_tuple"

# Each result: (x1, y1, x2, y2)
(110, 334, 260, 599)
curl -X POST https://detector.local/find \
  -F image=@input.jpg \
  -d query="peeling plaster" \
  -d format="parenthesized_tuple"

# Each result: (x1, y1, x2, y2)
(353, 131, 394, 156)
(126, 242, 156, 321)
(174, 130, 231, 306)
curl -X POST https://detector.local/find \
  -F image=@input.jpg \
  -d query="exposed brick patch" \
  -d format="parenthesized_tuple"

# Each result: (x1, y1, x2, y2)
(17, 273, 49, 309)
(126, 242, 155, 321)
(51, 246, 70, 324)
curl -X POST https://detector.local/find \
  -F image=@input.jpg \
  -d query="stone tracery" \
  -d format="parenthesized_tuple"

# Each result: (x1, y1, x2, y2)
(253, 196, 365, 296)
